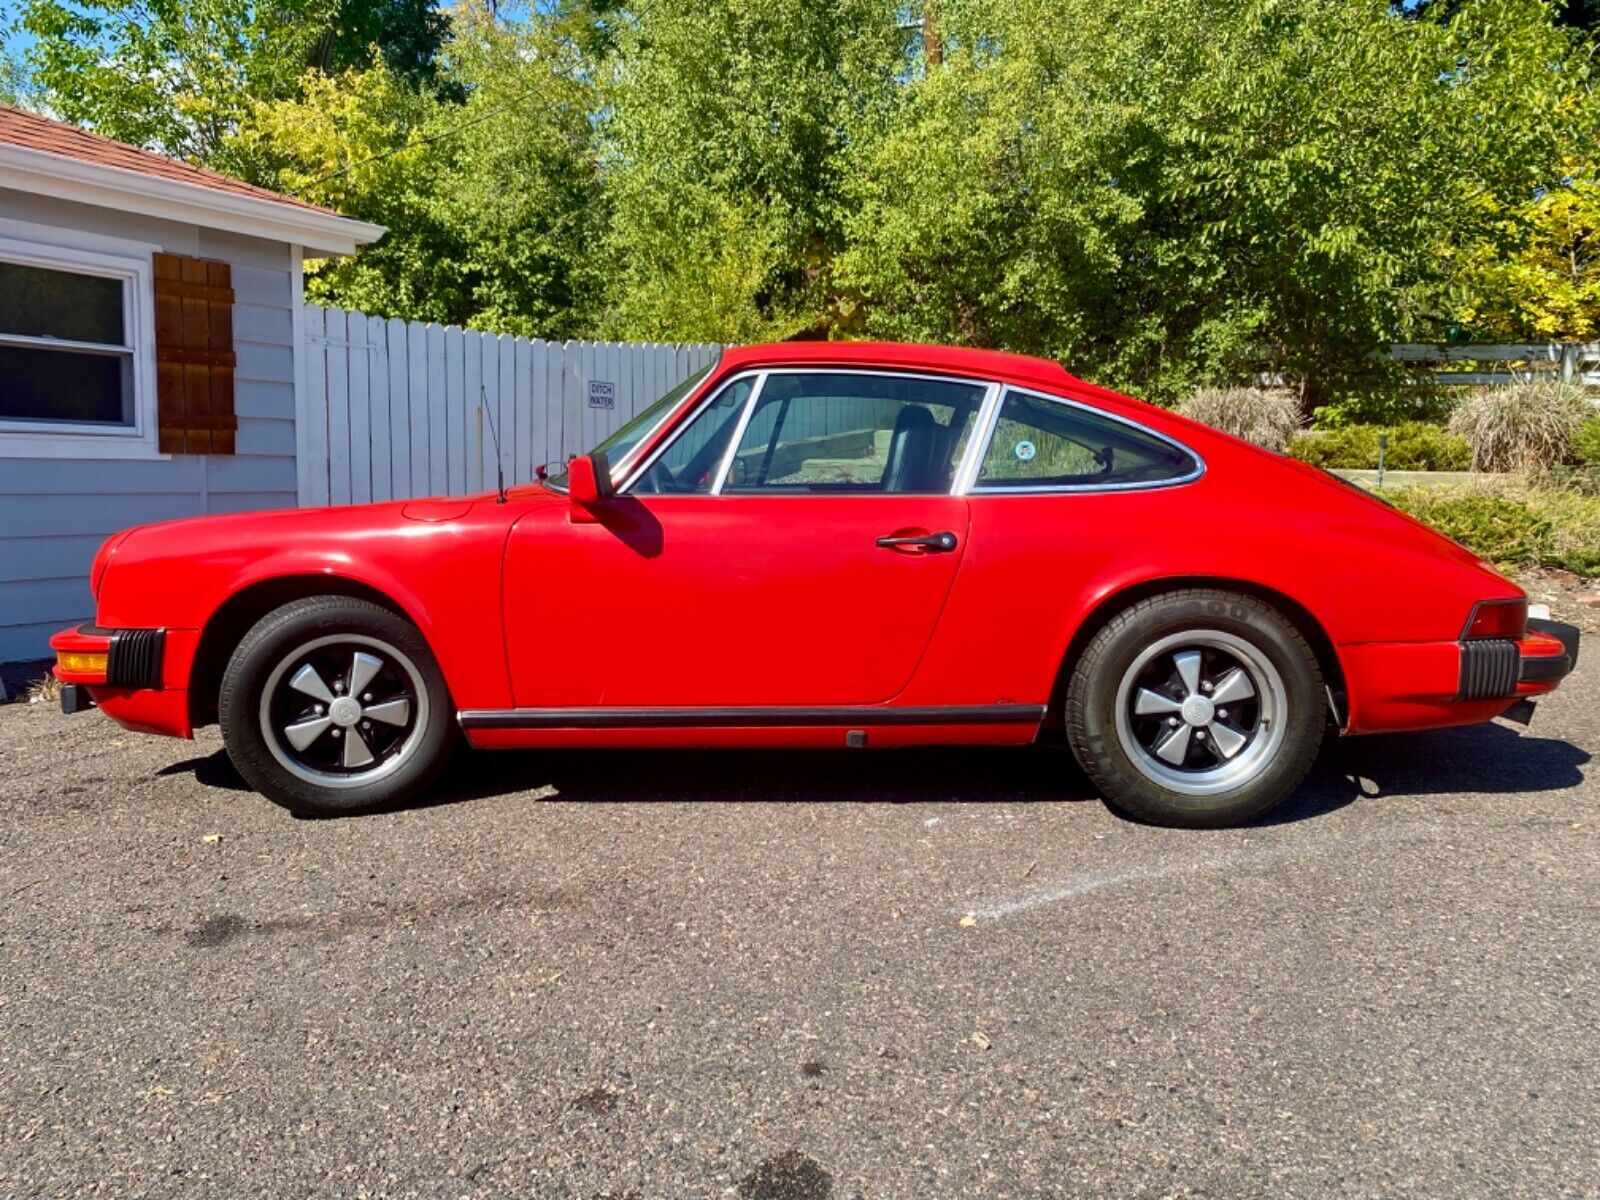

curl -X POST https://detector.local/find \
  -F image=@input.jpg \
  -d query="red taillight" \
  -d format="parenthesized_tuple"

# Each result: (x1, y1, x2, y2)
(1462, 597, 1527, 640)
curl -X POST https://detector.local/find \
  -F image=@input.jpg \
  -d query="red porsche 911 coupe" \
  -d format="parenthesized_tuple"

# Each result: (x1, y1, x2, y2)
(53, 342, 1578, 827)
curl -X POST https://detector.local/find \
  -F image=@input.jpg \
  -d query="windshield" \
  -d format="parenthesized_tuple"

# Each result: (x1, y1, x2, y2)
(545, 360, 717, 491)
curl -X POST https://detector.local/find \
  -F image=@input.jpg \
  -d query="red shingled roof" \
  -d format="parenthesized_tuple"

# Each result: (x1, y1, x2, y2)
(0, 103, 337, 215)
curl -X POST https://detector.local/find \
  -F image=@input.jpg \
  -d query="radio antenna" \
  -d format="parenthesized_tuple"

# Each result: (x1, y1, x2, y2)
(478, 388, 507, 504)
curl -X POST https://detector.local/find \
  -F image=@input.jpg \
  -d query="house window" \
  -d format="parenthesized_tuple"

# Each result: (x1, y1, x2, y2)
(0, 229, 158, 459)
(0, 260, 135, 426)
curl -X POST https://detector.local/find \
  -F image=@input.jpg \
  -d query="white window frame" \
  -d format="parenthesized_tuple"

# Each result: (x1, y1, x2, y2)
(0, 226, 161, 460)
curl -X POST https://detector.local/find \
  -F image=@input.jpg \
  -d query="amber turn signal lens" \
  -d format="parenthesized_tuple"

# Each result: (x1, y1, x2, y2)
(57, 651, 108, 675)
(1462, 598, 1528, 640)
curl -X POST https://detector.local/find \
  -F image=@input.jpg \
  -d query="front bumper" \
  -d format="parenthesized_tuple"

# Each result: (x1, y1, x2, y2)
(50, 623, 193, 738)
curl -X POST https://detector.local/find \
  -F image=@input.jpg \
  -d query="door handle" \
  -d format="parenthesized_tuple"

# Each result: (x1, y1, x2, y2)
(875, 530, 959, 553)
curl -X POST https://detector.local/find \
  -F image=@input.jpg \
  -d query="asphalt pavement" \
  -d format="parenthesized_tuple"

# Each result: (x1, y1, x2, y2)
(2, 664, 1597, 1198)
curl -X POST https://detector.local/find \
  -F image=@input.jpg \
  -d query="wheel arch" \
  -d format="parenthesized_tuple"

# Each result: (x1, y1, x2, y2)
(1043, 576, 1348, 739)
(187, 575, 418, 730)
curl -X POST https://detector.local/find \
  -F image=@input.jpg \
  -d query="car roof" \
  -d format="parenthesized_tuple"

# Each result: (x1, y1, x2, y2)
(719, 341, 1083, 391)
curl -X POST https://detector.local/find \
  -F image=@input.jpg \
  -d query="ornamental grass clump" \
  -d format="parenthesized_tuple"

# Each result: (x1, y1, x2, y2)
(1447, 382, 1595, 472)
(1178, 387, 1301, 452)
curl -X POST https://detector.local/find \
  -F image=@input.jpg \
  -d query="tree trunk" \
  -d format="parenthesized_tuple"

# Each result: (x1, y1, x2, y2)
(923, 1, 943, 67)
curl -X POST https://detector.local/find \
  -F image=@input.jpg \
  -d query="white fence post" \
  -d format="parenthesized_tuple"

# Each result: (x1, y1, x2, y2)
(1384, 342, 1600, 388)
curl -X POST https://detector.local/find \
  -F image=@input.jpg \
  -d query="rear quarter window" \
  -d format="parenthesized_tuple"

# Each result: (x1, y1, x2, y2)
(973, 390, 1200, 490)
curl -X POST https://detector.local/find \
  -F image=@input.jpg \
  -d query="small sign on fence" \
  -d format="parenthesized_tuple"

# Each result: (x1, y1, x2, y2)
(587, 380, 616, 410)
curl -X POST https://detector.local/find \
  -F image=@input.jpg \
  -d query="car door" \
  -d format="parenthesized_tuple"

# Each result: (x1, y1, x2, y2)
(503, 369, 993, 708)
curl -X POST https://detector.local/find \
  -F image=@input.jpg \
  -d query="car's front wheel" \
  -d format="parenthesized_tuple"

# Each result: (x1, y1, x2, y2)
(1065, 589, 1325, 828)
(218, 596, 456, 817)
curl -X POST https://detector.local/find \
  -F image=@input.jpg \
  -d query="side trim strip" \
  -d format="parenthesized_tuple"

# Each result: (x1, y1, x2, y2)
(457, 704, 1047, 730)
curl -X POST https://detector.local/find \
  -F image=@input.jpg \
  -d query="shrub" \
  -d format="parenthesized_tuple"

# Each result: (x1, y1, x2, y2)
(1286, 422, 1470, 471)
(1312, 384, 1455, 428)
(1385, 491, 1550, 566)
(1384, 483, 1600, 576)
(1574, 414, 1600, 466)
(1447, 382, 1593, 472)
(1179, 387, 1301, 452)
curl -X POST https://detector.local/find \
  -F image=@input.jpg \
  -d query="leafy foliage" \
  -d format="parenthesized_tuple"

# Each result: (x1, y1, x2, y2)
(839, 0, 1594, 404)
(17, 0, 448, 165)
(1178, 388, 1301, 452)
(236, 10, 603, 336)
(596, 0, 909, 342)
(1448, 169, 1600, 342)
(1288, 423, 1471, 471)
(0, 44, 25, 104)
(1575, 414, 1600, 465)
(12, 0, 1600, 397)
(1389, 490, 1553, 565)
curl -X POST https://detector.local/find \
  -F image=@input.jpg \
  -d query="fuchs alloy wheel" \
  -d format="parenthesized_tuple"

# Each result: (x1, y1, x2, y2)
(1065, 589, 1325, 828)
(219, 597, 456, 817)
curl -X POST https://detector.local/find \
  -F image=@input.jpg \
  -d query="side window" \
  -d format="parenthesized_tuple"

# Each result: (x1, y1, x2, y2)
(721, 372, 986, 494)
(974, 390, 1199, 490)
(629, 378, 755, 494)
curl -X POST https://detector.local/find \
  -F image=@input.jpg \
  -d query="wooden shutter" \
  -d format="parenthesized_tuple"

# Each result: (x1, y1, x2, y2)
(153, 253, 237, 455)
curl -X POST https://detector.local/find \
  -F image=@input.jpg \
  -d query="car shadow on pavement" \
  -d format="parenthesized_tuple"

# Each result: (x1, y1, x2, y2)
(421, 743, 1098, 811)
(420, 718, 1588, 824)
(159, 720, 1589, 825)
(157, 751, 252, 790)
(1262, 721, 1590, 825)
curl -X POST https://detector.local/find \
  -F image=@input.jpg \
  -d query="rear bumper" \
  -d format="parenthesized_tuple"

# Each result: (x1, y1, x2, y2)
(1520, 617, 1580, 683)
(1342, 618, 1580, 734)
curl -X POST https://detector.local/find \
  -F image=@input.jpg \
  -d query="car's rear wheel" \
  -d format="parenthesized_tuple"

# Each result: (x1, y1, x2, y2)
(218, 596, 455, 817)
(1065, 589, 1325, 828)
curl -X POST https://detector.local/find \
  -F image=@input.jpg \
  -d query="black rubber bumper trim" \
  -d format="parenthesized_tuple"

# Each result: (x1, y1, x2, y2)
(59, 683, 96, 715)
(1519, 654, 1573, 683)
(78, 624, 166, 690)
(1458, 638, 1519, 700)
(457, 704, 1048, 730)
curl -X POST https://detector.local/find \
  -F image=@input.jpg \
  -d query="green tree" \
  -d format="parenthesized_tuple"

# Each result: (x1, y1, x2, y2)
(1449, 167, 1600, 341)
(0, 44, 25, 105)
(838, 0, 1594, 406)
(237, 7, 603, 337)
(597, 0, 910, 342)
(19, 0, 449, 167)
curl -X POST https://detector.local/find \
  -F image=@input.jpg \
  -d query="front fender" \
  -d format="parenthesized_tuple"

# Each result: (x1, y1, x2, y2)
(92, 501, 523, 711)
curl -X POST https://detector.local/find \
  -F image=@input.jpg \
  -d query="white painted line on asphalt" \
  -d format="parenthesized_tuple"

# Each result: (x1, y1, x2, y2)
(957, 826, 1437, 922)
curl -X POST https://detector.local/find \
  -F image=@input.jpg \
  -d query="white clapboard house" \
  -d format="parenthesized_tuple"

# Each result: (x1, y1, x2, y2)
(0, 104, 382, 664)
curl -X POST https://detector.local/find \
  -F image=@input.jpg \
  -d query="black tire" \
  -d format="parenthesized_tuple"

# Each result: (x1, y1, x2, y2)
(1065, 589, 1325, 828)
(218, 596, 456, 817)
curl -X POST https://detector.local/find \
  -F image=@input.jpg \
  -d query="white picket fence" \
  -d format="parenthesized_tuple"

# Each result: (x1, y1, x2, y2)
(297, 305, 719, 506)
